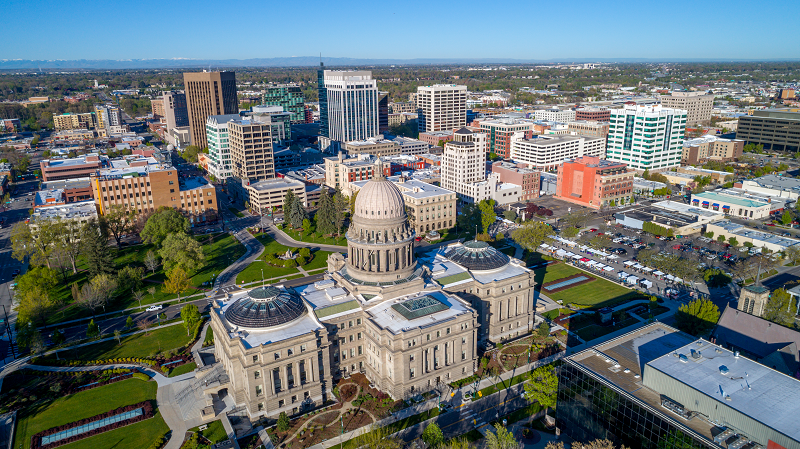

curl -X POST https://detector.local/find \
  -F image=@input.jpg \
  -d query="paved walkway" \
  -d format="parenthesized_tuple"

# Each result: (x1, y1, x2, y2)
(267, 224, 348, 252)
(215, 230, 265, 289)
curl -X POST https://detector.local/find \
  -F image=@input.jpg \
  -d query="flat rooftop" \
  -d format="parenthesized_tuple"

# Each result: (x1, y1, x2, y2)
(652, 200, 725, 219)
(366, 290, 470, 335)
(34, 189, 64, 206)
(248, 177, 305, 192)
(351, 177, 454, 200)
(711, 220, 800, 248)
(745, 174, 800, 192)
(31, 200, 97, 221)
(692, 191, 769, 208)
(41, 177, 92, 190)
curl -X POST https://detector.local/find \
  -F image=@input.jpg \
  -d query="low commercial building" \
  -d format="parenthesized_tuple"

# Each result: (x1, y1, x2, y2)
(29, 200, 98, 234)
(681, 135, 744, 165)
(351, 177, 457, 233)
(706, 220, 800, 252)
(324, 153, 391, 195)
(574, 106, 610, 122)
(738, 174, 800, 202)
(228, 176, 307, 215)
(418, 131, 453, 147)
(659, 91, 714, 125)
(567, 120, 609, 139)
(1, 118, 20, 132)
(41, 178, 94, 203)
(556, 156, 632, 209)
(690, 191, 771, 219)
(388, 113, 417, 127)
(390, 136, 429, 155)
(533, 108, 575, 122)
(675, 166, 733, 184)
(632, 177, 667, 194)
(390, 101, 417, 113)
(40, 154, 107, 182)
(52, 129, 95, 141)
(737, 109, 800, 152)
(343, 138, 401, 157)
(717, 187, 793, 214)
(285, 164, 326, 186)
(490, 161, 540, 201)
(510, 134, 606, 171)
(559, 322, 800, 449)
(614, 200, 724, 235)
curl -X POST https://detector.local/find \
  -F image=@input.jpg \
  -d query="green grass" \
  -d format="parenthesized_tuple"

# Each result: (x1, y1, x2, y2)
(190, 419, 228, 444)
(339, 407, 440, 449)
(203, 328, 215, 346)
(14, 378, 161, 449)
(280, 226, 348, 247)
(303, 251, 336, 270)
(236, 260, 301, 284)
(461, 429, 484, 442)
(228, 206, 244, 218)
(493, 402, 543, 426)
(46, 234, 245, 326)
(168, 362, 197, 377)
(43, 323, 193, 362)
(236, 233, 333, 283)
(534, 263, 644, 309)
(478, 369, 531, 398)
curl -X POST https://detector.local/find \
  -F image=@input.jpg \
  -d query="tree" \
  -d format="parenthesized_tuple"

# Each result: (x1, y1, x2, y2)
(114, 329, 122, 344)
(705, 231, 714, 239)
(277, 411, 290, 432)
(485, 425, 518, 449)
(422, 422, 444, 448)
(181, 304, 203, 336)
(132, 290, 145, 309)
(675, 298, 720, 336)
(90, 273, 117, 310)
(283, 189, 298, 222)
(590, 234, 611, 250)
(315, 193, 336, 236)
(561, 227, 579, 239)
(148, 286, 157, 301)
(144, 250, 160, 274)
(503, 210, 517, 221)
(11, 220, 56, 269)
(164, 267, 191, 302)
(15, 266, 58, 298)
(182, 145, 201, 163)
(140, 207, 190, 246)
(302, 218, 312, 233)
(333, 187, 348, 236)
(81, 218, 114, 277)
(104, 206, 134, 247)
(523, 365, 558, 413)
(15, 286, 53, 327)
(354, 424, 402, 449)
(728, 236, 739, 247)
(562, 210, 592, 230)
(763, 288, 797, 327)
(117, 265, 145, 295)
(537, 322, 550, 339)
(284, 190, 308, 229)
(159, 232, 205, 273)
(703, 269, 731, 288)
(52, 218, 83, 274)
(785, 246, 800, 266)
(137, 318, 152, 336)
(126, 315, 134, 328)
(512, 221, 552, 251)
(478, 199, 497, 234)
(87, 319, 100, 338)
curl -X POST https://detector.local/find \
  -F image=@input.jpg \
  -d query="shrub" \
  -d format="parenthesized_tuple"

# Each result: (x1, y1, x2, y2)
(132, 373, 150, 381)
(299, 247, 311, 258)
(284, 259, 297, 268)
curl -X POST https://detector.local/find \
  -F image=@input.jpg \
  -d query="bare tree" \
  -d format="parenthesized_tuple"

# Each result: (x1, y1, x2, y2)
(132, 290, 145, 309)
(137, 318, 152, 336)
(78, 283, 104, 317)
(147, 286, 157, 301)
(90, 274, 117, 311)
(144, 250, 160, 274)
(114, 329, 122, 345)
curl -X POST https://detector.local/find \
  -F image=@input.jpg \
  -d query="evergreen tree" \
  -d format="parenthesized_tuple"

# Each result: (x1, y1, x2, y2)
(287, 193, 308, 229)
(81, 218, 114, 277)
(283, 189, 297, 222)
(333, 186, 348, 235)
(316, 192, 337, 235)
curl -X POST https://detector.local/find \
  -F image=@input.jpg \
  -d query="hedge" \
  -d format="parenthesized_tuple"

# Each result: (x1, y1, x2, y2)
(31, 401, 155, 449)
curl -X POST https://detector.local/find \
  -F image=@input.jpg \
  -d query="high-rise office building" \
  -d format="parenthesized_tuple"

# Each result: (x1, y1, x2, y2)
(227, 117, 275, 181)
(162, 91, 189, 131)
(318, 70, 379, 148)
(416, 84, 467, 133)
(206, 114, 241, 181)
(736, 109, 800, 152)
(261, 84, 305, 123)
(318, 63, 328, 138)
(184, 71, 238, 148)
(474, 118, 535, 158)
(379, 92, 389, 134)
(442, 128, 488, 203)
(659, 91, 713, 125)
(605, 104, 687, 171)
(250, 105, 292, 144)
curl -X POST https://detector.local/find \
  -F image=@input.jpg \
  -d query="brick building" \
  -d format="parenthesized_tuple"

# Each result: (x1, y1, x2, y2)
(491, 161, 540, 201)
(40, 155, 107, 182)
(574, 107, 610, 122)
(556, 156, 633, 209)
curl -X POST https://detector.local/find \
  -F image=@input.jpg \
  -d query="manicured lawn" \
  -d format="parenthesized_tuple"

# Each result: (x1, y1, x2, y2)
(44, 323, 193, 362)
(534, 263, 644, 309)
(236, 233, 333, 283)
(339, 407, 440, 449)
(190, 419, 228, 444)
(478, 370, 531, 398)
(303, 251, 336, 270)
(236, 260, 301, 284)
(47, 234, 244, 326)
(280, 226, 348, 247)
(203, 328, 215, 347)
(168, 362, 197, 377)
(14, 378, 160, 449)
(228, 206, 245, 218)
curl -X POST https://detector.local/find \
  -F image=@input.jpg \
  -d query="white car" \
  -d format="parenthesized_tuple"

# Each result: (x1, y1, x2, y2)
(146, 305, 163, 312)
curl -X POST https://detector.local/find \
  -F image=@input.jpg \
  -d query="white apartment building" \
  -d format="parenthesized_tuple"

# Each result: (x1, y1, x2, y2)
(321, 70, 379, 144)
(417, 84, 467, 133)
(442, 128, 487, 203)
(659, 91, 713, 125)
(510, 133, 606, 171)
(391, 136, 430, 155)
(605, 104, 687, 172)
(534, 108, 576, 123)
(205, 114, 241, 181)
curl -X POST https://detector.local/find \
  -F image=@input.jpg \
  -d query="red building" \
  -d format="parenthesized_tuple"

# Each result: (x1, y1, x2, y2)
(575, 107, 610, 122)
(556, 156, 633, 209)
(491, 161, 540, 200)
(304, 107, 314, 124)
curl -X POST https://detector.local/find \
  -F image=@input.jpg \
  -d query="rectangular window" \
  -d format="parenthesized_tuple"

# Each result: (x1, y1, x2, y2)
(253, 355, 259, 363)
(255, 385, 262, 396)
(254, 371, 261, 379)
(356, 318, 362, 325)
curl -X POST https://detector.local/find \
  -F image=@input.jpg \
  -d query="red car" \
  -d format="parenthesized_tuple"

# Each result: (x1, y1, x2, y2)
(589, 228, 598, 232)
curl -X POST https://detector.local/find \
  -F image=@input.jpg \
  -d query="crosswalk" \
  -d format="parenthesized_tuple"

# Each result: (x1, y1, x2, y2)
(458, 406, 486, 428)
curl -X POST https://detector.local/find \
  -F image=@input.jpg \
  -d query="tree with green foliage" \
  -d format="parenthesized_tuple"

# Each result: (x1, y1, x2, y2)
(87, 319, 100, 338)
(485, 425, 518, 449)
(763, 288, 797, 327)
(728, 236, 739, 247)
(159, 232, 205, 273)
(15, 266, 58, 298)
(126, 315, 134, 328)
(782, 211, 793, 226)
(785, 246, 800, 266)
(181, 304, 203, 336)
(11, 220, 57, 269)
(302, 218, 312, 233)
(675, 298, 720, 336)
(15, 286, 53, 327)
(537, 322, 550, 338)
(315, 192, 337, 235)
(523, 365, 558, 413)
(140, 207, 190, 245)
(277, 411, 290, 432)
(503, 210, 517, 221)
(478, 199, 497, 234)
(333, 186, 348, 236)
(182, 145, 201, 163)
(422, 422, 444, 448)
(164, 267, 191, 302)
(705, 231, 714, 239)
(717, 234, 727, 244)
(561, 226, 579, 239)
(81, 218, 114, 277)
(117, 265, 145, 294)
(703, 268, 732, 288)
(103, 205, 134, 247)
(512, 221, 552, 251)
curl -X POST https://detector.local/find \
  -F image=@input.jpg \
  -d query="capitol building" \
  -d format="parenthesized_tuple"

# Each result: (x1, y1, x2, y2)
(209, 169, 536, 419)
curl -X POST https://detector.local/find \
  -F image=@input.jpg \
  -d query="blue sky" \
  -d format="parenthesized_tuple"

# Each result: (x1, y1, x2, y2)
(3, 0, 799, 61)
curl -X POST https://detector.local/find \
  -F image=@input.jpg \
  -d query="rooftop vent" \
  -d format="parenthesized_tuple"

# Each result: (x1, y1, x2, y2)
(679, 354, 688, 363)
(691, 349, 701, 359)
(720, 365, 730, 375)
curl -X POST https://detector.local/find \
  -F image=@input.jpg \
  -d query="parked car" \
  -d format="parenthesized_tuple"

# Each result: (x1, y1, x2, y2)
(146, 305, 163, 312)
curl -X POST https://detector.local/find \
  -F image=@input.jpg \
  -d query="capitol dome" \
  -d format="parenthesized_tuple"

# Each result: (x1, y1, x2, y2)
(354, 176, 406, 220)
(224, 286, 306, 329)
(445, 240, 510, 271)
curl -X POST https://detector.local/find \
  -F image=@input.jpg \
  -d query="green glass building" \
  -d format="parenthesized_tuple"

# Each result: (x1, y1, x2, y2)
(262, 84, 305, 124)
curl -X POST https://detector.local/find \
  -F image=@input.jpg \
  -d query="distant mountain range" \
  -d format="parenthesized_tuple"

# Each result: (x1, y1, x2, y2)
(1, 56, 798, 70)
